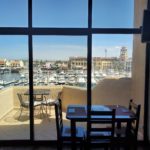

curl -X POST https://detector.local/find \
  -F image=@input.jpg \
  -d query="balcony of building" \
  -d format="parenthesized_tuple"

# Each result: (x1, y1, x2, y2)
(0, 76, 144, 140)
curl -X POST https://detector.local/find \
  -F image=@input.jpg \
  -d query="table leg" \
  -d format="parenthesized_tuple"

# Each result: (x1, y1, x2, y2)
(71, 120, 77, 150)
(126, 121, 131, 137)
(117, 121, 121, 137)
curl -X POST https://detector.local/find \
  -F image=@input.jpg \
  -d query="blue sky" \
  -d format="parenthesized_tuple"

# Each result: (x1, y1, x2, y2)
(0, 0, 134, 60)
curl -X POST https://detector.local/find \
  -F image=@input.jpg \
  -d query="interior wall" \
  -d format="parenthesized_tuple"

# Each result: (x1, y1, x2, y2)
(132, 0, 147, 139)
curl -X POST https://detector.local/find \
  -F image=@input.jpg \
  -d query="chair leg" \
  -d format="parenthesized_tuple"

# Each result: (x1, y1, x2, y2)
(18, 107, 23, 120)
(80, 141, 85, 150)
(41, 105, 45, 117)
(57, 141, 62, 150)
(85, 141, 90, 150)
(48, 105, 51, 116)
(129, 139, 137, 150)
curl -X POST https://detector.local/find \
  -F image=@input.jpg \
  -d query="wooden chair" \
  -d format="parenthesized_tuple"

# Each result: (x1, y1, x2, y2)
(86, 109, 116, 150)
(54, 99, 85, 150)
(128, 99, 141, 139)
(115, 99, 141, 149)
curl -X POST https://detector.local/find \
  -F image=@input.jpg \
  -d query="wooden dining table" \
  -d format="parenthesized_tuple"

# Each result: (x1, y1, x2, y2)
(66, 104, 137, 150)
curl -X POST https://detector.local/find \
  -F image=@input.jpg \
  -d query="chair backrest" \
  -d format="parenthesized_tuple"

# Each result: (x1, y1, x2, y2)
(129, 99, 141, 138)
(55, 99, 63, 140)
(57, 91, 62, 100)
(87, 109, 116, 143)
(17, 93, 28, 107)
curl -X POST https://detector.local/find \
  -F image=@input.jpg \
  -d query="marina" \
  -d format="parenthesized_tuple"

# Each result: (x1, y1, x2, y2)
(0, 67, 131, 90)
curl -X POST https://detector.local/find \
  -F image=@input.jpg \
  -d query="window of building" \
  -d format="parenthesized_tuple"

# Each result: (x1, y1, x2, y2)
(0, 0, 147, 142)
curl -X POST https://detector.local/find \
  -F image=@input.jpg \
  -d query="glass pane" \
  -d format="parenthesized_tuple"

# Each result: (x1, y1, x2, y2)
(33, 36, 87, 140)
(92, 34, 133, 104)
(0, 36, 29, 140)
(92, 0, 134, 28)
(0, 0, 28, 27)
(92, 34, 133, 99)
(33, 0, 88, 27)
(92, 34, 145, 140)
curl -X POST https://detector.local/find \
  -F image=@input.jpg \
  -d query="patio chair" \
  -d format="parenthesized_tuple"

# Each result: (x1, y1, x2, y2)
(86, 109, 116, 150)
(55, 99, 85, 150)
(115, 99, 141, 149)
(17, 93, 43, 120)
(42, 91, 62, 116)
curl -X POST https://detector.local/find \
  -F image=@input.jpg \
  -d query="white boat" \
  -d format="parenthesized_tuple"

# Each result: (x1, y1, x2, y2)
(94, 71, 101, 78)
(92, 77, 97, 85)
(0, 80, 4, 85)
(48, 76, 56, 83)
(57, 77, 66, 85)
(67, 77, 76, 85)
(0, 85, 4, 90)
(77, 77, 86, 85)
(20, 74, 25, 78)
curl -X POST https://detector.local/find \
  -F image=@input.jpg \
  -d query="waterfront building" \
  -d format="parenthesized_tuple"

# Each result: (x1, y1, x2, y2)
(11, 60, 20, 67)
(120, 46, 128, 61)
(10, 60, 24, 68)
(93, 57, 119, 71)
(69, 56, 119, 71)
(45, 61, 55, 69)
(125, 58, 132, 72)
(55, 60, 69, 70)
(69, 57, 87, 70)
(6, 60, 25, 68)
(0, 59, 6, 67)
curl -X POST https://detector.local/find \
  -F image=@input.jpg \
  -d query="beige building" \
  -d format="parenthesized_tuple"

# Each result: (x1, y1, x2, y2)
(69, 57, 87, 69)
(69, 56, 119, 70)
(93, 57, 118, 70)
(0, 59, 5, 67)
(56, 60, 68, 70)
(6, 60, 24, 68)
(120, 46, 128, 61)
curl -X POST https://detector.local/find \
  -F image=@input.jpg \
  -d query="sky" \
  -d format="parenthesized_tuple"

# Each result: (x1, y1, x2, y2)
(0, 0, 134, 60)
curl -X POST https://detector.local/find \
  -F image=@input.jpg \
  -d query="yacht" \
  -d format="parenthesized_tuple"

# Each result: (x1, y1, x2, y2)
(57, 77, 66, 85)
(0, 85, 4, 90)
(77, 77, 86, 86)
(67, 77, 76, 85)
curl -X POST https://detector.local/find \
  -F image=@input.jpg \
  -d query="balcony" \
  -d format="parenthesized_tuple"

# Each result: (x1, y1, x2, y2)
(0, 76, 144, 140)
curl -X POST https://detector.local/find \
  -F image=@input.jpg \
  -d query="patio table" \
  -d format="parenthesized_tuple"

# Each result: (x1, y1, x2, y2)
(24, 89, 50, 97)
(24, 89, 51, 117)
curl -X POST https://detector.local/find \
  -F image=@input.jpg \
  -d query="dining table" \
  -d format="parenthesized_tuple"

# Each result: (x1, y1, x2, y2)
(66, 104, 137, 150)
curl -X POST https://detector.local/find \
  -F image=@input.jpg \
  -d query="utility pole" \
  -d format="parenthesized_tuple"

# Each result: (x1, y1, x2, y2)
(105, 49, 107, 58)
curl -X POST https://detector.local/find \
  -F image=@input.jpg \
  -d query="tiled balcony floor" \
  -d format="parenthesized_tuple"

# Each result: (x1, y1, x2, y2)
(0, 106, 70, 140)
